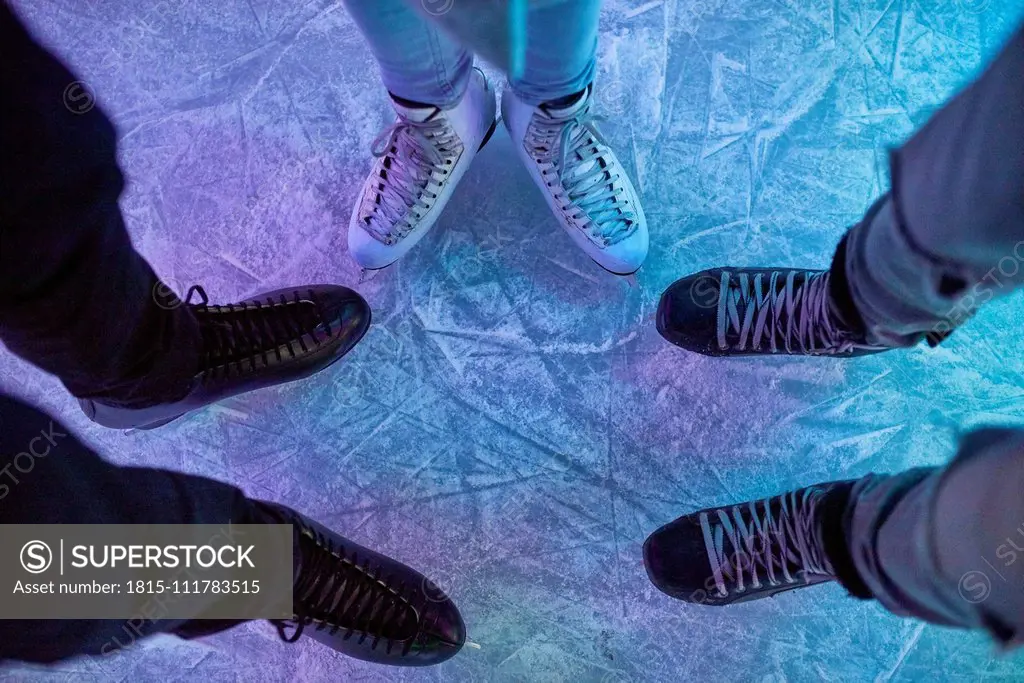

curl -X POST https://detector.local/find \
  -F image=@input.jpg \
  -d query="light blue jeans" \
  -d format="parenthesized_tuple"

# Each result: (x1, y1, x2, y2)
(341, 0, 601, 108)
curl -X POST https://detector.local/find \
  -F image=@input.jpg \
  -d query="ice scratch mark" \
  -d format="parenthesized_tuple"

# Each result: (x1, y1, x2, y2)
(751, 36, 859, 171)
(826, 368, 893, 416)
(334, 407, 405, 470)
(887, 0, 904, 77)
(875, 622, 925, 682)
(701, 133, 744, 159)
(538, 332, 639, 355)
(777, 368, 893, 426)
(828, 423, 905, 452)
(245, 0, 264, 36)
(217, 251, 262, 282)
(418, 327, 638, 355)
(209, 405, 250, 421)
(543, 257, 603, 284)
(625, 1, 663, 19)
(670, 219, 747, 250)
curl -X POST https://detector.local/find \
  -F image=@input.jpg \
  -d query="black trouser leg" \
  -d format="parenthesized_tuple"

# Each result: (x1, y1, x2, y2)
(0, 4, 200, 406)
(0, 394, 255, 663)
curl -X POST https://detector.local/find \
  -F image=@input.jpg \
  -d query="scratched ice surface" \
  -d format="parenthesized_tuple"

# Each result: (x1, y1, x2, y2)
(3, 0, 1024, 681)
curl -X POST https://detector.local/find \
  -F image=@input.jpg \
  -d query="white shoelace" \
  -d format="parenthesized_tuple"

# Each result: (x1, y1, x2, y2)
(361, 112, 463, 244)
(700, 488, 834, 598)
(525, 98, 637, 246)
(716, 270, 856, 354)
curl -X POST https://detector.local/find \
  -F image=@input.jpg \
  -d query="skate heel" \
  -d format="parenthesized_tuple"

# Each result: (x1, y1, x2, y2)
(358, 267, 385, 283)
(478, 117, 498, 152)
(125, 413, 185, 434)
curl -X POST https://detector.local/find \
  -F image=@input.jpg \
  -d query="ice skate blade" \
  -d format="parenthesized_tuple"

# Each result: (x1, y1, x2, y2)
(595, 262, 640, 287)
(589, 256, 641, 287)
(465, 640, 482, 650)
(122, 413, 183, 435)
(358, 267, 387, 283)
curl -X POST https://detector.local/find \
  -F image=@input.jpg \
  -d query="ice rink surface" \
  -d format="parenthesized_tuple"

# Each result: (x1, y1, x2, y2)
(3, 0, 1024, 680)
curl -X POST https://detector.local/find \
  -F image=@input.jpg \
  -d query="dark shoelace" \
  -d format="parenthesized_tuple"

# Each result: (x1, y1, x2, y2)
(715, 271, 855, 354)
(700, 487, 835, 599)
(274, 525, 420, 652)
(183, 285, 332, 379)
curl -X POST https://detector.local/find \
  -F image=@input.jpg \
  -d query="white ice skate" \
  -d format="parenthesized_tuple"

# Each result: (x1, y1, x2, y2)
(501, 83, 649, 277)
(348, 69, 498, 275)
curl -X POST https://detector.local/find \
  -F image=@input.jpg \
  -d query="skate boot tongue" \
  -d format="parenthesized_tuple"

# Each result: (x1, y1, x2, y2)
(543, 88, 589, 119)
(539, 88, 599, 180)
(549, 92, 597, 174)
(390, 96, 441, 124)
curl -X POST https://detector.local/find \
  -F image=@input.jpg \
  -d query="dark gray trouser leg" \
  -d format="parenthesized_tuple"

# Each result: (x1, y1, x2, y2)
(840, 24, 1024, 346)
(848, 428, 1024, 645)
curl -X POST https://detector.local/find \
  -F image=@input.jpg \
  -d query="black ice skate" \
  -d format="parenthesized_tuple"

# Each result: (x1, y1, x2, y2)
(257, 502, 466, 666)
(80, 284, 370, 429)
(656, 268, 889, 357)
(643, 481, 857, 606)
